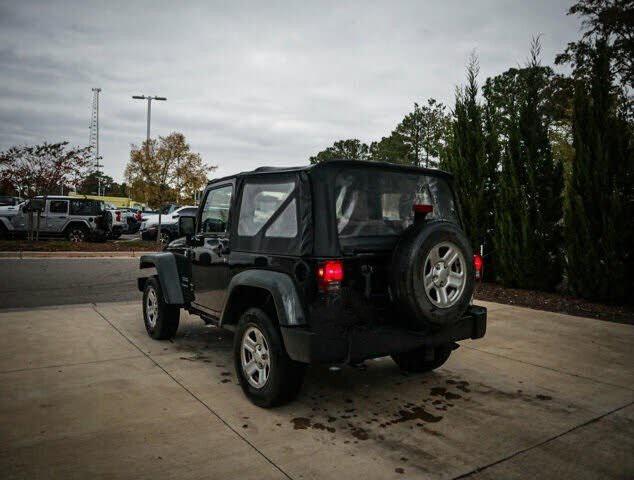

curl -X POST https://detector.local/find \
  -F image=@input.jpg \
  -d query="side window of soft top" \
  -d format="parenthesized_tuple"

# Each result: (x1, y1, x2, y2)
(237, 179, 298, 238)
(200, 185, 233, 234)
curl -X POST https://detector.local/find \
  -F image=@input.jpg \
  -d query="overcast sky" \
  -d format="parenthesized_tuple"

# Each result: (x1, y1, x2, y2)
(0, 0, 580, 182)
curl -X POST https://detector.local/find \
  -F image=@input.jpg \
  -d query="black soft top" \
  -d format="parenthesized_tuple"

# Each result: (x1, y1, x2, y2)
(208, 160, 453, 185)
(209, 160, 454, 258)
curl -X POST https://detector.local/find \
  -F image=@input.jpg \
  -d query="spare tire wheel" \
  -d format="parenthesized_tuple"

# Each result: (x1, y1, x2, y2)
(391, 221, 474, 330)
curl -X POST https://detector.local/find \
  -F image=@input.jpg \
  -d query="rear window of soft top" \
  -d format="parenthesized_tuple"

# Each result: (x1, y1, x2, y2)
(335, 168, 457, 239)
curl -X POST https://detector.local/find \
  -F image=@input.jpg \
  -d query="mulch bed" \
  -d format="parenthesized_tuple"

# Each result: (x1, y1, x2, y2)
(475, 282, 633, 325)
(0, 240, 161, 252)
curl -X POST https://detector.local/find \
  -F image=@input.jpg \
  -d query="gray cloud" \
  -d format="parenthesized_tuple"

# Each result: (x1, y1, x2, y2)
(0, 0, 580, 181)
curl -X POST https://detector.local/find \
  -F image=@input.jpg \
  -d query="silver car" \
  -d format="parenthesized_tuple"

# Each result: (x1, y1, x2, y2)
(0, 196, 111, 242)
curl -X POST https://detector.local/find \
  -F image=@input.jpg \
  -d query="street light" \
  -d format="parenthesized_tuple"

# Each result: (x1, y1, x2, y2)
(132, 95, 167, 152)
(132, 95, 167, 243)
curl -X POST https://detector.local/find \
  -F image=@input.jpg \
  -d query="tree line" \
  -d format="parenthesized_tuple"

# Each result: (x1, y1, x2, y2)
(0, 132, 212, 208)
(308, 0, 633, 304)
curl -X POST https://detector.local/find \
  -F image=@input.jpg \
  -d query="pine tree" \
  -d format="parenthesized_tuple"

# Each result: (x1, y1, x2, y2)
(488, 39, 564, 290)
(309, 139, 370, 164)
(442, 54, 494, 251)
(564, 39, 633, 302)
(394, 99, 448, 168)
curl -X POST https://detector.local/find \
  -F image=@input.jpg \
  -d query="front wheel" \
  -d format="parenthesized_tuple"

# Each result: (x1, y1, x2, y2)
(391, 344, 453, 373)
(143, 277, 180, 339)
(234, 308, 305, 408)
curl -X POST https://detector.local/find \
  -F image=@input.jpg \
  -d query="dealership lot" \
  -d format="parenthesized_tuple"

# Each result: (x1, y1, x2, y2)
(0, 297, 632, 479)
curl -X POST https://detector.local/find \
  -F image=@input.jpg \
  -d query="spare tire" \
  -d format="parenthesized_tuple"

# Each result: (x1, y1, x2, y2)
(96, 210, 113, 232)
(391, 220, 474, 330)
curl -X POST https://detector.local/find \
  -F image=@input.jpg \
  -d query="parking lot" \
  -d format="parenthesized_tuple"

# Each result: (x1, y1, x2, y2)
(1, 290, 632, 479)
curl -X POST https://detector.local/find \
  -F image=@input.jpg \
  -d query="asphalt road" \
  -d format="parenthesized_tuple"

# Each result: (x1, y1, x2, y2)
(0, 258, 142, 309)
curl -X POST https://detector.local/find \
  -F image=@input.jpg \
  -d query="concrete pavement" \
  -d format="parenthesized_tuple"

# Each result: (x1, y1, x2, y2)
(0, 300, 632, 479)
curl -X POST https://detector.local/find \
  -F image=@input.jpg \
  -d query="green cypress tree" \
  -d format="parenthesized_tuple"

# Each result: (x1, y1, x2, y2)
(564, 39, 633, 302)
(488, 39, 564, 290)
(442, 54, 494, 251)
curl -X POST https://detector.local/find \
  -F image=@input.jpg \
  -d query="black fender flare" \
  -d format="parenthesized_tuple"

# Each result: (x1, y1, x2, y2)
(138, 252, 192, 305)
(220, 270, 307, 327)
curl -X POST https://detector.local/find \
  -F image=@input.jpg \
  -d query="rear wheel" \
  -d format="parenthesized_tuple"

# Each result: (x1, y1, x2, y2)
(66, 225, 87, 243)
(391, 344, 453, 373)
(143, 277, 179, 340)
(234, 307, 305, 408)
(159, 231, 171, 246)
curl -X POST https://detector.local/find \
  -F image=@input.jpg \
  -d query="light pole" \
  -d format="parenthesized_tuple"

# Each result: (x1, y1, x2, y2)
(132, 95, 167, 243)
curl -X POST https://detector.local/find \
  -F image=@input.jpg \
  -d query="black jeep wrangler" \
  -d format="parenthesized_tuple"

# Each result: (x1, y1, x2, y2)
(138, 160, 486, 407)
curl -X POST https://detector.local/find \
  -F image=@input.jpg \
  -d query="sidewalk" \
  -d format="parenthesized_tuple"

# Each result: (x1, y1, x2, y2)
(0, 300, 632, 479)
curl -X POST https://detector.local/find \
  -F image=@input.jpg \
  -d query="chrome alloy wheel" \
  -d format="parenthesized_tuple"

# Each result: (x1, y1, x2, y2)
(68, 229, 85, 242)
(241, 326, 271, 389)
(145, 287, 158, 328)
(423, 241, 467, 308)
(159, 231, 171, 246)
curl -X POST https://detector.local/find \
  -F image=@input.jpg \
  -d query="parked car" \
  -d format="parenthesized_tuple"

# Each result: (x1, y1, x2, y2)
(157, 213, 197, 247)
(138, 161, 487, 407)
(104, 203, 127, 239)
(140, 204, 180, 224)
(140, 206, 198, 241)
(0, 196, 111, 242)
(0, 200, 25, 217)
(121, 208, 141, 234)
(0, 196, 22, 207)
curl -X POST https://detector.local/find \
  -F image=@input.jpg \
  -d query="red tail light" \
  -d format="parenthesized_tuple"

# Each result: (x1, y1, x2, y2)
(317, 260, 344, 291)
(473, 254, 484, 279)
(413, 204, 433, 214)
(135, 212, 142, 221)
(115, 211, 121, 222)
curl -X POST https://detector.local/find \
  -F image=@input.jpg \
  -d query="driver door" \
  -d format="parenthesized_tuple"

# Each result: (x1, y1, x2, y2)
(191, 183, 233, 314)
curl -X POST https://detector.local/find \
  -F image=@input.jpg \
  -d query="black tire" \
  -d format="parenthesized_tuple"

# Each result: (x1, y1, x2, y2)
(142, 277, 180, 340)
(234, 308, 305, 408)
(391, 220, 474, 330)
(391, 344, 453, 373)
(66, 225, 88, 243)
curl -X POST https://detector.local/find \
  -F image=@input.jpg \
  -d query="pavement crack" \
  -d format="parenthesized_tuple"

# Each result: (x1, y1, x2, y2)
(451, 400, 634, 479)
(91, 304, 294, 480)
(462, 345, 633, 391)
(0, 354, 143, 375)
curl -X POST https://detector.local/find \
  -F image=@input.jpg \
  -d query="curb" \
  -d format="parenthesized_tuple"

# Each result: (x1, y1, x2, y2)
(0, 251, 157, 259)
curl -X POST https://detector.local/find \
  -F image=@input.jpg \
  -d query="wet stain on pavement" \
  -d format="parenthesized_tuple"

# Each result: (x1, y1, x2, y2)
(430, 387, 461, 400)
(350, 425, 369, 440)
(291, 417, 312, 430)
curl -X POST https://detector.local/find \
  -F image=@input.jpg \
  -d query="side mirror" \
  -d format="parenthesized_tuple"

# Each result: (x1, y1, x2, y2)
(178, 215, 196, 240)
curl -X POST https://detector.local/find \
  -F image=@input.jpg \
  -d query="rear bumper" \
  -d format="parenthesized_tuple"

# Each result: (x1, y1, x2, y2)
(281, 304, 487, 364)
